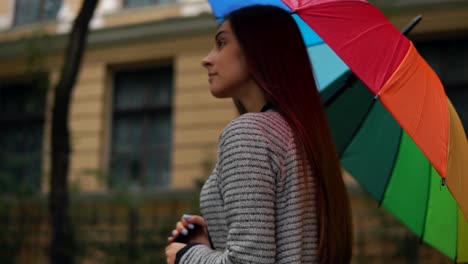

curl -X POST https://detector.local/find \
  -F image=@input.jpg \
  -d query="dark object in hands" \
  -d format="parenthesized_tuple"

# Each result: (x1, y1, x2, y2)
(173, 224, 202, 243)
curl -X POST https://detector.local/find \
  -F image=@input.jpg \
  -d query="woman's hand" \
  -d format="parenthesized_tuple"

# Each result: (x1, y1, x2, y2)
(165, 242, 186, 264)
(167, 214, 211, 246)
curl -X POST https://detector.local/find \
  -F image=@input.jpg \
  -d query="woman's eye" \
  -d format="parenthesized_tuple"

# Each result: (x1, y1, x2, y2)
(216, 40, 226, 48)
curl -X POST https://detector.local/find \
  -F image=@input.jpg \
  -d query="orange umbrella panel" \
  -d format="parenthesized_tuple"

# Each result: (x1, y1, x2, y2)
(378, 43, 449, 180)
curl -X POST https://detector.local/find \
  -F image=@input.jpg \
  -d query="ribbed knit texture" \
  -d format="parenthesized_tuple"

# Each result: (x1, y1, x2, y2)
(178, 110, 318, 263)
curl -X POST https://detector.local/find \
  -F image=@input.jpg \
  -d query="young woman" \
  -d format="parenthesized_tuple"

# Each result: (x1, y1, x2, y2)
(165, 5, 353, 264)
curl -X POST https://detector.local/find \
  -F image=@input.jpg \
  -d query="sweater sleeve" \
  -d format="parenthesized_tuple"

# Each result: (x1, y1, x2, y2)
(178, 117, 278, 264)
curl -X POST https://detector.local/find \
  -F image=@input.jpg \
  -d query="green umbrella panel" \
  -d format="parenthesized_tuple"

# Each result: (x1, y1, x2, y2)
(322, 72, 468, 262)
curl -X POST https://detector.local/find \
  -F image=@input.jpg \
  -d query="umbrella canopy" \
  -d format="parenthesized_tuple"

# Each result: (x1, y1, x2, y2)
(323, 62, 468, 262)
(207, 0, 468, 262)
(283, 0, 468, 217)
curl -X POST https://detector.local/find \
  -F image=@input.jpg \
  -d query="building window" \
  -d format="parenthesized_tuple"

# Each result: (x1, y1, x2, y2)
(14, 0, 62, 26)
(415, 37, 468, 133)
(0, 76, 47, 194)
(110, 65, 173, 189)
(124, 0, 174, 8)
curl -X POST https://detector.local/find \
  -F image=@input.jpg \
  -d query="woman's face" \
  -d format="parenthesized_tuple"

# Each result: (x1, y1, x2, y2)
(202, 21, 252, 98)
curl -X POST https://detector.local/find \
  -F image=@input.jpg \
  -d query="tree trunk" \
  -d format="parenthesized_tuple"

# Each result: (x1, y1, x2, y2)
(49, 1, 99, 263)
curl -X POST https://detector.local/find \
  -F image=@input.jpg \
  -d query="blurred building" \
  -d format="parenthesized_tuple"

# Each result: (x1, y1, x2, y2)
(0, 0, 230, 194)
(0, 0, 467, 194)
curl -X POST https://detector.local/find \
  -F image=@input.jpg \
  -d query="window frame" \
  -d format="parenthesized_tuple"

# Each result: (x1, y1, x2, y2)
(108, 64, 174, 190)
(13, 0, 61, 26)
(0, 75, 48, 194)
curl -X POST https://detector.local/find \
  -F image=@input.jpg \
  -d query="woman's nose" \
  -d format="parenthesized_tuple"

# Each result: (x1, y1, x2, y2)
(201, 51, 213, 68)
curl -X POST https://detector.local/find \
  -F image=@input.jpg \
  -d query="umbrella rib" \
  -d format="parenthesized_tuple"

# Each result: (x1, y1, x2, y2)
(324, 73, 357, 107)
(339, 97, 376, 157)
(338, 22, 389, 50)
(324, 16, 422, 109)
(419, 162, 432, 244)
(377, 126, 403, 207)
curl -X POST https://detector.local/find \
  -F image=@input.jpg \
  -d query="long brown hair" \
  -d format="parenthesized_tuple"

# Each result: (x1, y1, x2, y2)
(227, 5, 353, 263)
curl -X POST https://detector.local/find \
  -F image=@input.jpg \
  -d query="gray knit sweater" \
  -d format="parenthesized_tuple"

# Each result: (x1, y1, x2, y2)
(178, 110, 318, 263)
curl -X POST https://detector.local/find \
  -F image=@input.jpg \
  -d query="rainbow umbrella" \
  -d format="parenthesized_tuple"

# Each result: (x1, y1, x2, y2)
(207, 0, 468, 261)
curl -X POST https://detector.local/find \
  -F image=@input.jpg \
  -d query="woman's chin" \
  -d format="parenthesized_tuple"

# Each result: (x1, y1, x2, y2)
(210, 89, 230, 99)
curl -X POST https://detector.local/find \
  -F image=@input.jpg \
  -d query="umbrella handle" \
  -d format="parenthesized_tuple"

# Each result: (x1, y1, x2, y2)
(323, 15, 424, 107)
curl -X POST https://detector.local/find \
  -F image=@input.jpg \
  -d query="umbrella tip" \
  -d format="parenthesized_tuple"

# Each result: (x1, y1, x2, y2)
(441, 178, 446, 187)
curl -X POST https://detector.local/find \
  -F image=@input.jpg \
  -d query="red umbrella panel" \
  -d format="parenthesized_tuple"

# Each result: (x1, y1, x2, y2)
(283, 0, 468, 219)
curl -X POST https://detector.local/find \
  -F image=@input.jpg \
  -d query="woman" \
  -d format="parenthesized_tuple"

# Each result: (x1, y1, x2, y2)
(165, 5, 353, 264)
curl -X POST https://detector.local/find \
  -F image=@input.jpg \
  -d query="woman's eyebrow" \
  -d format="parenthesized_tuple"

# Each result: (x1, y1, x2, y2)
(215, 30, 227, 40)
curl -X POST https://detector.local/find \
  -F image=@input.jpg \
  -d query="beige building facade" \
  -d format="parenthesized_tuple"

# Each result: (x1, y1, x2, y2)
(0, 0, 232, 193)
(0, 0, 467, 194)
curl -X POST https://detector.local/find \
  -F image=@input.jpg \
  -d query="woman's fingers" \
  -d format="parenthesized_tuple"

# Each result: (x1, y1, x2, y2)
(167, 221, 187, 242)
(181, 214, 206, 227)
(176, 221, 189, 235)
(180, 214, 190, 227)
(167, 228, 178, 242)
(168, 214, 206, 244)
(167, 234, 175, 243)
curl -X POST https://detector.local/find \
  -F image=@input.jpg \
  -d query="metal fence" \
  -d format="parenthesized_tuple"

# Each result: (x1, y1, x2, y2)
(0, 188, 454, 264)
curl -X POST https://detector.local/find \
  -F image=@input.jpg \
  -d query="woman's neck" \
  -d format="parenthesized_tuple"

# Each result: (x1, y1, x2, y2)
(236, 82, 267, 113)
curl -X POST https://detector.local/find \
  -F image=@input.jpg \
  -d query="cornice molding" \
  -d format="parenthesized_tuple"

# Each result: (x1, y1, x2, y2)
(0, 13, 217, 60)
(1, 3, 468, 60)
